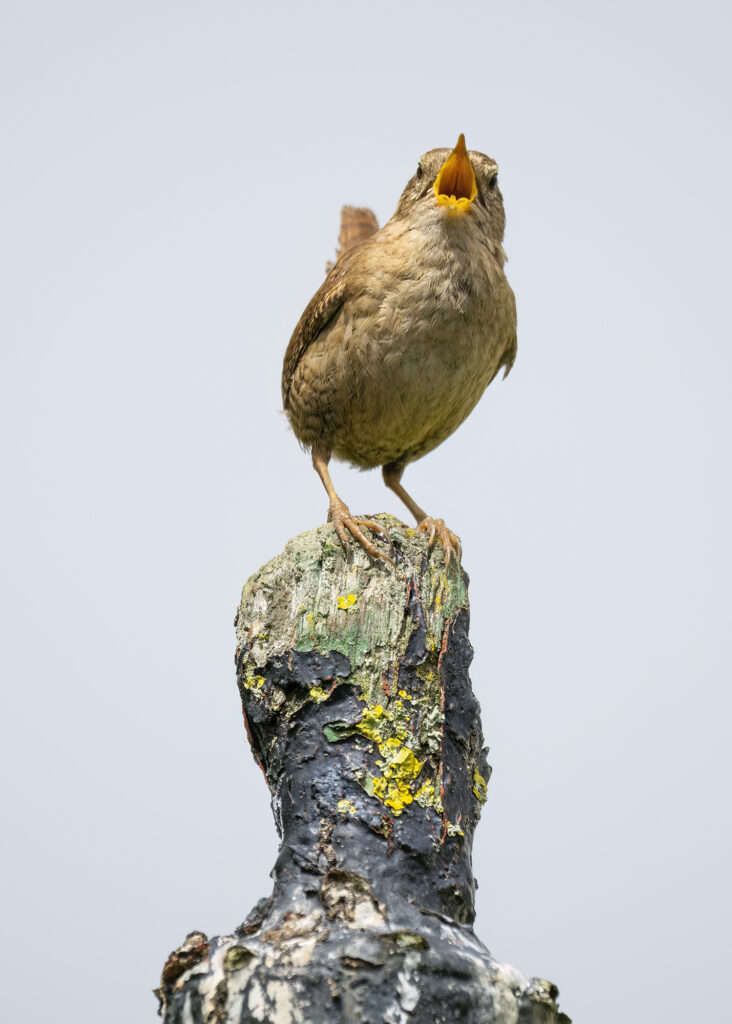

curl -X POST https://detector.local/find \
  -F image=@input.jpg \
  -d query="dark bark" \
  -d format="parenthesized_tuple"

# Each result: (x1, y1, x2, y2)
(156, 516, 570, 1023)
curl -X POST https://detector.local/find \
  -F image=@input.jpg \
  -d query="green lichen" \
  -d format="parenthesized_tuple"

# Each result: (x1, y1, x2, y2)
(262, 516, 469, 688)
(224, 946, 254, 972)
(414, 778, 443, 813)
(388, 931, 430, 949)
(417, 702, 444, 755)
(322, 721, 356, 743)
(235, 516, 470, 820)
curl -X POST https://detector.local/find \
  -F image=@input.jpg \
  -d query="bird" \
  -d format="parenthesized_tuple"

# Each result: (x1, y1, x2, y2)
(282, 134, 517, 565)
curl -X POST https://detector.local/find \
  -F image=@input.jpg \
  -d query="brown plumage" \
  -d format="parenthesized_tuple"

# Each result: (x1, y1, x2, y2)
(325, 205, 380, 272)
(282, 135, 517, 564)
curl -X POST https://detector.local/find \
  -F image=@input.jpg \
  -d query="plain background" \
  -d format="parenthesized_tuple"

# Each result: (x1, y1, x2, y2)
(2, 2, 730, 1021)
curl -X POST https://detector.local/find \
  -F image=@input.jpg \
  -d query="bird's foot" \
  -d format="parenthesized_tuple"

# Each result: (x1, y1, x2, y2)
(327, 499, 393, 564)
(418, 517, 462, 565)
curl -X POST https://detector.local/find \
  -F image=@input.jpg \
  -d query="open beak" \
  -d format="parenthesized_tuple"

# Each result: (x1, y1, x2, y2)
(433, 133, 478, 213)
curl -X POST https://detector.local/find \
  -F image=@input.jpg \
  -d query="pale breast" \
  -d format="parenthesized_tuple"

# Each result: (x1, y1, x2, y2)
(287, 216, 516, 469)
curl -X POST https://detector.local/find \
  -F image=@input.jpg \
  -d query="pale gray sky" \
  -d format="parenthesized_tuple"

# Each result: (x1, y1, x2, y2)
(2, 2, 730, 1021)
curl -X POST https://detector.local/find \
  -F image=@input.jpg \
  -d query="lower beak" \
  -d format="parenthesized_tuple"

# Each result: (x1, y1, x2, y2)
(433, 134, 478, 212)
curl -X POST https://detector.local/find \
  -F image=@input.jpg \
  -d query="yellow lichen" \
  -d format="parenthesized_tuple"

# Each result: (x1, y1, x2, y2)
(351, 699, 428, 816)
(358, 704, 387, 743)
(472, 768, 488, 804)
(369, 743, 424, 816)
(336, 593, 358, 610)
(371, 776, 387, 800)
(243, 665, 265, 692)
(383, 779, 414, 812)
(309, 686, 328, 702)
(389, 746, 423, 777)
(337, 798, 357, 816)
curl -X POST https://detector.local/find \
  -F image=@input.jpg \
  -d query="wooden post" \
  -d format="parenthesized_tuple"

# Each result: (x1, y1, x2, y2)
(156, 515, 570, 1023)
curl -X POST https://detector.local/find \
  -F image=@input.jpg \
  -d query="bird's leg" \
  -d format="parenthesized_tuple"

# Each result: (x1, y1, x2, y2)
(382, 461, 462, 564)
(312, 447, 392, 563)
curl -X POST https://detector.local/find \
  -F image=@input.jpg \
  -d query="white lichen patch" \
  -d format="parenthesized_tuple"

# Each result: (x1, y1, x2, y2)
(266, 979, 303, 1023)
(321, 870, 386, 929)
(247, 978, 267, 1022)
(384, 950, 422, 1023)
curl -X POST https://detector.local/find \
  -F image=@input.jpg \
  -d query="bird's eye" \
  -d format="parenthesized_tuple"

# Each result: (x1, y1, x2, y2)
(416, 163, 423, 179)
(488, 174, 498, 191)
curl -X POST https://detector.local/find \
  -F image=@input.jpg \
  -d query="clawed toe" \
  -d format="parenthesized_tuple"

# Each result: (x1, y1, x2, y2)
(328, 501, 392, 564)
(417, 517, 462, 565)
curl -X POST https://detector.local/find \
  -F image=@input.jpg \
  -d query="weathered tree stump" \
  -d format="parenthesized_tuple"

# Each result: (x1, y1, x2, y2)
(156, 515, 570, 1023)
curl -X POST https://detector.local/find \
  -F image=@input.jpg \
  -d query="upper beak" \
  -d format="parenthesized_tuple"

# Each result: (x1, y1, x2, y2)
(433, 133, 478, 212)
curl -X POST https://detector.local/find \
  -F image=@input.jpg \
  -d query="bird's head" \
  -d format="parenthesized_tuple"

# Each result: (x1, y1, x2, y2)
(395, 134, 505, 241)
